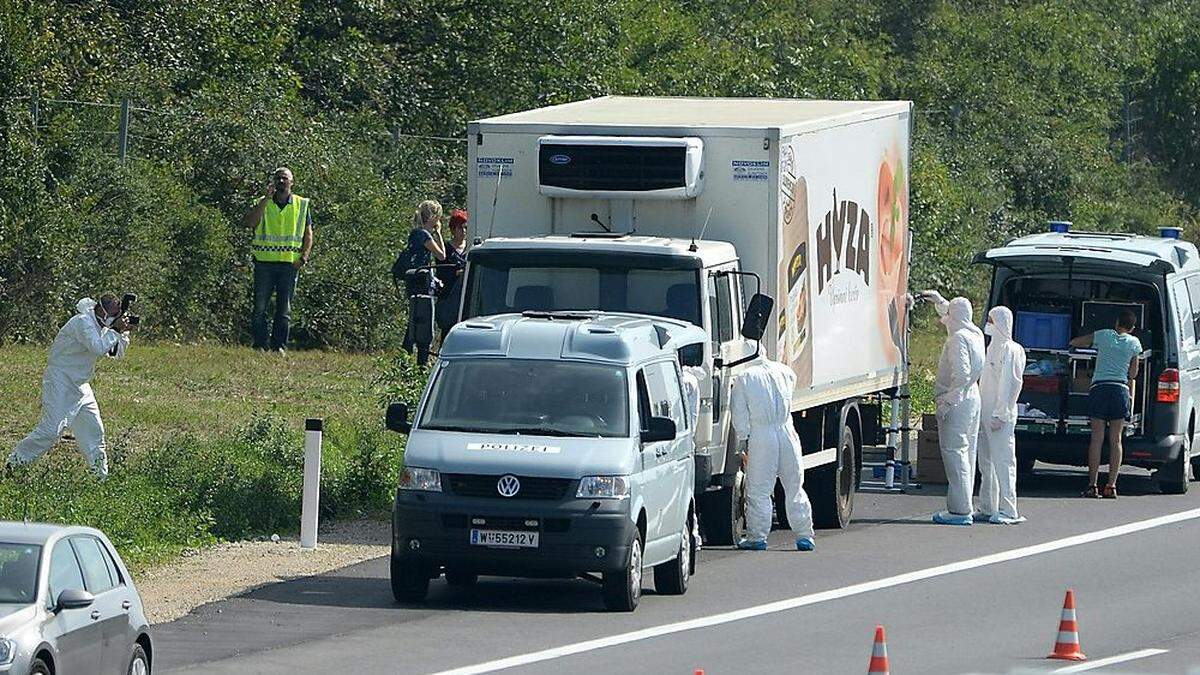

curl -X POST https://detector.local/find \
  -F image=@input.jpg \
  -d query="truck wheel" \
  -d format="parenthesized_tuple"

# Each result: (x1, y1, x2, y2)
(602, 531, 642, 612)
(699, 471, 744, 546)
(1017, 455, 1036, 475)
(810, 423, 856, 529)
(1159, 440, 1191, 495)
(390, 552, 430, 603)
(653, 518, 692, 596)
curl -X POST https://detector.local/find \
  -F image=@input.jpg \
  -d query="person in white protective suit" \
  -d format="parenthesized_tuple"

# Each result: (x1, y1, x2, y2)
(680, 365, 705, 431)
(922, 291, 985, 526)
(8, 296, 131, 478)
(730, 356, 815, 551)
(976, 306, 1027, 524)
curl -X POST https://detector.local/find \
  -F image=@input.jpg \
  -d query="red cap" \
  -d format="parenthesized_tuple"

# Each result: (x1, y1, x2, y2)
(449, 209, 469, 228)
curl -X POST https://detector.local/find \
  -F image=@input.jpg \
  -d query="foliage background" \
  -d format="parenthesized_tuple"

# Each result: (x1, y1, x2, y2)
(2, 0, 1198, 349)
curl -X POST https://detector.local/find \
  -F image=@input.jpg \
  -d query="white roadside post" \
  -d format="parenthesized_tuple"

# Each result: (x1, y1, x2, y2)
(300, 418, 323, 549)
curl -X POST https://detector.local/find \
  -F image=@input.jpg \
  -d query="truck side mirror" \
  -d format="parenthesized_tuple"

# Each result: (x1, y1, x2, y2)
(741, 293, 774, 341)
(56, 588, 94, 612)
(385, 403, 411, 434)
(641, 416, 677, 443)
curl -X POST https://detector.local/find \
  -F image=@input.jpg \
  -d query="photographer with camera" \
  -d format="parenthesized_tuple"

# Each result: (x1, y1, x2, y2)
(7, 295, 134, 478)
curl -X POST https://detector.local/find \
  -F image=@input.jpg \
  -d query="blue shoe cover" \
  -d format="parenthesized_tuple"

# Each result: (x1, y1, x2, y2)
(971, 511, 993, 523)
(988, 513, 1027, 525)
(795, 537, 815, 551)
(736, 539, 768, 550)
(932, 511, 973, 526)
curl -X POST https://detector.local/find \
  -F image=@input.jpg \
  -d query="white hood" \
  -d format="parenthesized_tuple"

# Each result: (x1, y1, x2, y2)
(76, 297, 97, 316)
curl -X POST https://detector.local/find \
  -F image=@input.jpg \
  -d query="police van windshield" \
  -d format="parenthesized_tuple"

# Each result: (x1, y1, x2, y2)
(420, 359, 630, 438)
(464, 250, 702, 326)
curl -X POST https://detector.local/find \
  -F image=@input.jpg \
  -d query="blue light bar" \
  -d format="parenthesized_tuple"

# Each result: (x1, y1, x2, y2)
(1048, 220, 1072, 233)
(1159, 227, 1183, 240)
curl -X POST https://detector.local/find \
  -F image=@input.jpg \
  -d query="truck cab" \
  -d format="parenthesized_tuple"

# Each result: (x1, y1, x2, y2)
(460, 234, 765, 544)
(386, 311, 707, 611)
(977, 225, 1200, 493)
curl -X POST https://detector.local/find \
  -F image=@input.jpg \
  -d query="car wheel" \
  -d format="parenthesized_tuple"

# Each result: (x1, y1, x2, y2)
(129, 644, 150, 675)
(810, 423, 856, 529)
(700, 471, 744, 546)
(654, 517, 692, 596)
(390, 551, 430, 603)
(1158, 439, 1191, 495)
(30, 658, 50, 675)
(444, 568, 478, 587)
(602, 531, 642, 612)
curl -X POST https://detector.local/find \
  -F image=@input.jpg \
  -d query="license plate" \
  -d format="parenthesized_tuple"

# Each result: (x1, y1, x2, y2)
(470, 529, 539, 548)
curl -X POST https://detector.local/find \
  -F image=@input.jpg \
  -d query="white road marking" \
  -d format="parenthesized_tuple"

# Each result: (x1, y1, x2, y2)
(434, 507, 1200, 675)
(1051, 648, 1169, 672)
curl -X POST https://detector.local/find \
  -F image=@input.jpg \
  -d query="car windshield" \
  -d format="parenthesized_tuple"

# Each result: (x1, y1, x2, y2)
(0, 543, 41, 604)
(420, 359, 630, 438)
(465, 250, 702, 326)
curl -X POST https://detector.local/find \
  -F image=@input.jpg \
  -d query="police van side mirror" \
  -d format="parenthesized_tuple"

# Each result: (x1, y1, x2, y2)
(741, 293, 774, 341)
(385, 403, 411, 434)
(641, 416, 677, 443)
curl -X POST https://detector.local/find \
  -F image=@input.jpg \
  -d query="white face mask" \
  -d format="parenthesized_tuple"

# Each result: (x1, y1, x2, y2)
(984, 323, 997, 337)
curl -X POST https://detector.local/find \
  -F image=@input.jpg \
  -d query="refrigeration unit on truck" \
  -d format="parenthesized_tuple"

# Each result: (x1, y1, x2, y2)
(459, 96, 914, 541)
(976, 224, 1200, 494)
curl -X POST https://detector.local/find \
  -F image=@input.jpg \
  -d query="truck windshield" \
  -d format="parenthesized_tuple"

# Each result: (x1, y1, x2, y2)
(420, 359, 630, 438)
(464, 250, 702, 325)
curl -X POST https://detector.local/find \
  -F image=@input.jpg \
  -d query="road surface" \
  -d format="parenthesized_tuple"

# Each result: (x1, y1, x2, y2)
(154, 466, 1200, 674)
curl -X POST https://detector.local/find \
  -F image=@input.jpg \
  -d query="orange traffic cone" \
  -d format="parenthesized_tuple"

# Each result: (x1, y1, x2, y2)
(868, 625, 890, 674)
(1047, 589, 1087, 661)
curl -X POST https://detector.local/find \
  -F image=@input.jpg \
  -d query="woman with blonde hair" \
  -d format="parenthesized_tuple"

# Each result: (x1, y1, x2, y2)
(399, 199, 447, 364)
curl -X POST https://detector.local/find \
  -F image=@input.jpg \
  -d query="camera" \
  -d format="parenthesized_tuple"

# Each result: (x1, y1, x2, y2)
(120, 293, 141, 327)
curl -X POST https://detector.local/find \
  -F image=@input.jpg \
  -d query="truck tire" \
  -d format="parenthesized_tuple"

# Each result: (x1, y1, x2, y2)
(1159, 438, 1191, 495)
(602, 531, 642, 612)
(810, 423, 856, 529)
(1017, 455, 1036, 475)
(700, 471, 744, 546)
(390, 552, 430, 603)
(653, 516, 693, 596)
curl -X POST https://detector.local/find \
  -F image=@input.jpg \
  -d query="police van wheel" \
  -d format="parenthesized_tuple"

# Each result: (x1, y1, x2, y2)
(810, 423, 856, 529)
(1159, 441, 1191, 495)
(700, 472, 743, 546)
(390, 552, 430, 603)
(602, 533, 642, 612)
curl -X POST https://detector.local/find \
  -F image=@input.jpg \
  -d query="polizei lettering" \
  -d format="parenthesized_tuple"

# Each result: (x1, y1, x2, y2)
(815, 189, 871, 294)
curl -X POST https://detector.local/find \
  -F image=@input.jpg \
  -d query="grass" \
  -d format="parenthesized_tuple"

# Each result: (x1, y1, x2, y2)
(0, 343, 424, 571)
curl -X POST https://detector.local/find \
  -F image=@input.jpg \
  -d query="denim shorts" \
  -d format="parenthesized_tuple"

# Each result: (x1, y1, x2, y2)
(1088, 382, 1131, 422)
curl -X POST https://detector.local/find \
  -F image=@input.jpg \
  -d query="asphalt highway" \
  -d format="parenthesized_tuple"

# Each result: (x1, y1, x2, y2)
(155, 465, 1200, 674)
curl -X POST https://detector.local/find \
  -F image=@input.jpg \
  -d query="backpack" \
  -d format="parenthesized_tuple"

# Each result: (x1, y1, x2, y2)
(391, 248, 421, 292)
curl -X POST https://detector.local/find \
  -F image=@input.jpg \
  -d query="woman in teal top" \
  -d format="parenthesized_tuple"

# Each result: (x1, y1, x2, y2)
(1069, 309, 1143, 498)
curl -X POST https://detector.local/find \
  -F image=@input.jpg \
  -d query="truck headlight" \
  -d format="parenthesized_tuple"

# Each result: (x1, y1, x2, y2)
(0, 638, 15, 666)
(576, 476, 630, 499)
(398, 467, 442, 492)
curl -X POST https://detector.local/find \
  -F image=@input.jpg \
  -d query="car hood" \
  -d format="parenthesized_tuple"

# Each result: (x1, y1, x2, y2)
(0, 604, 37, 633)
(403, 430, 639, 478)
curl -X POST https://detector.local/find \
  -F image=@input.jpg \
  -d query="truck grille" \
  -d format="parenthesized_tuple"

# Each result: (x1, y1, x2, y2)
(444, 474, 574, 500)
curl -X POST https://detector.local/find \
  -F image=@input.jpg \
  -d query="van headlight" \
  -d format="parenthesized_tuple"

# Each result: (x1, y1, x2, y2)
(398, 467, 442, 492)
(0, 638, 15, 666)
(576, 476, 630, 499)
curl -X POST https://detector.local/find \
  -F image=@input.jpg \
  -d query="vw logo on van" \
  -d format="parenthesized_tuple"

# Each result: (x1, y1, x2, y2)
(496, 475, 521, 498)
(548, 154, 572, 165)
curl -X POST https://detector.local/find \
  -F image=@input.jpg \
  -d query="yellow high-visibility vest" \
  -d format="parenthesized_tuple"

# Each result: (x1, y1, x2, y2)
(252, 195, 309, 263)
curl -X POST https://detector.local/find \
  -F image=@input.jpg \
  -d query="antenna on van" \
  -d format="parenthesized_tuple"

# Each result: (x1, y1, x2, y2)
(690, 206, 714, 252)
(485, 164, 504, 241)
(590, 213, 613, 233)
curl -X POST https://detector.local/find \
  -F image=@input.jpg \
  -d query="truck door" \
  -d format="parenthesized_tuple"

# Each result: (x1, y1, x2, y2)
(1175, 277, 1200, 444)
(706, 267, 752, 463)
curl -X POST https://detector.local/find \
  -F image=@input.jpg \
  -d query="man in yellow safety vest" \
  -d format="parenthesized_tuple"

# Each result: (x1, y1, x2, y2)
(242, 167, 313, 353)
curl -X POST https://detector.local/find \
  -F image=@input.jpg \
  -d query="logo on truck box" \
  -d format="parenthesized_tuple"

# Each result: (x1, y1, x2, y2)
(815, 189, 871, 294)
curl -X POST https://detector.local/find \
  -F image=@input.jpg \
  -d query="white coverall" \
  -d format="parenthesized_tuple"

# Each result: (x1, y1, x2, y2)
(977, 306, 1026, 523)
(9, 298, 130, 477)
(680, 366, 705, 431)
(730, 358, 814, 542)
(928, 292, 985, 519)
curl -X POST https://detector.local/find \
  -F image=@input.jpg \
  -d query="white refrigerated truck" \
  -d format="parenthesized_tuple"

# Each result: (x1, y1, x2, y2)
(458, 96, 913, 543)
